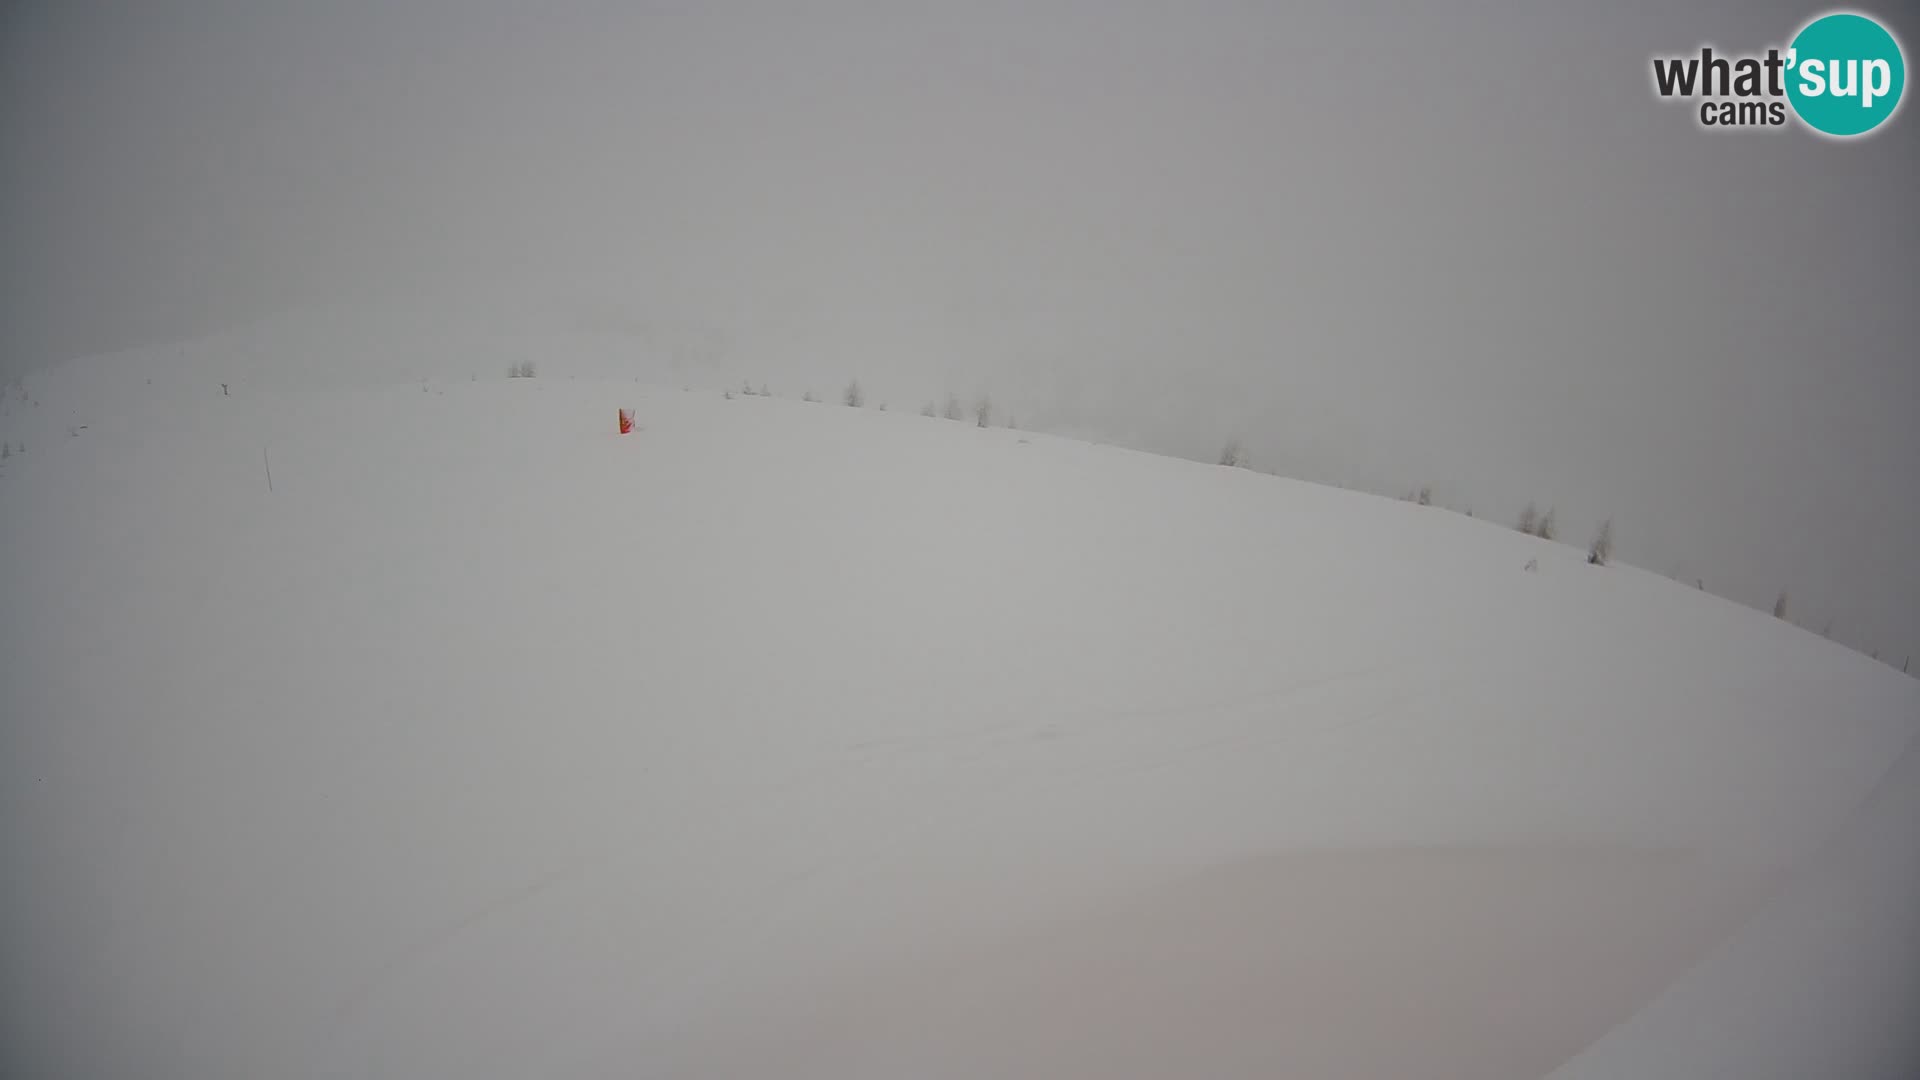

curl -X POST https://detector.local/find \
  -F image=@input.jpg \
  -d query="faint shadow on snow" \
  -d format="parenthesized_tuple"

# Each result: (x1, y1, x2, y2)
(654, 846, 1778, 1080)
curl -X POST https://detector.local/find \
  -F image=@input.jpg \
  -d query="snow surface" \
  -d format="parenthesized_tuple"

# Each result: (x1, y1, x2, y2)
(1, 340, 1915, 1079)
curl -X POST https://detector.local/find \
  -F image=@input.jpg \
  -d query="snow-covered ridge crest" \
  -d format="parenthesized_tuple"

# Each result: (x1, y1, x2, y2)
(1, 334, 1914, 1079)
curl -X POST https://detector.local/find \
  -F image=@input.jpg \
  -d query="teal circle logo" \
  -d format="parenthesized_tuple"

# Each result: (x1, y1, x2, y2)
(1786, 12, 1905, 137)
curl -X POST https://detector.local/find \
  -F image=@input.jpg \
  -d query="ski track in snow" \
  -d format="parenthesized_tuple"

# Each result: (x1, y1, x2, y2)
(323, 864, 581, 1048)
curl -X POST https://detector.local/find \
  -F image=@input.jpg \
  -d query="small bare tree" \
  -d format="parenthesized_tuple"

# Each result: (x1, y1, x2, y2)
(759, 383, 770, 397)
(921, 401, 937, 417)
(1416, 485, 1432, 506)
(944, 394, 964, 421)
(1517, 501, 1538, 535)
(1535, 507, 1557, 542)
(844, 380, 863, 407)
(974, 396, 992, 427)
(1587, 518, 1613, 566)
(1773, 591, 1789, 620)
(741, 379, 754, 396)
(1218, 438, 1243, 467)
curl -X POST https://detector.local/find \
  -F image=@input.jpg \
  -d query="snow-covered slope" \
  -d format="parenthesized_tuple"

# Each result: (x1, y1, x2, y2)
(1, 346, 1914, 1079)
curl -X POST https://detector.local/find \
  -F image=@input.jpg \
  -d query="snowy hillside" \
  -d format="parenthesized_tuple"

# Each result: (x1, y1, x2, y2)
(2, 344, 1915, 1080)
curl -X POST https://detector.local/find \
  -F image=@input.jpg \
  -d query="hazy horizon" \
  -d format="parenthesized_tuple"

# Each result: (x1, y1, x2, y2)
(3, 0, 1916, 663)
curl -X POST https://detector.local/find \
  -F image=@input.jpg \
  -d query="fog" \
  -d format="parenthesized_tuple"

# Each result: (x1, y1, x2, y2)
(3, 0, 1916, 663)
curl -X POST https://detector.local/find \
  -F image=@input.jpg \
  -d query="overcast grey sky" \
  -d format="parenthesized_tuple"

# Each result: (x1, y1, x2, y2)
(2, 0, 1916, 662)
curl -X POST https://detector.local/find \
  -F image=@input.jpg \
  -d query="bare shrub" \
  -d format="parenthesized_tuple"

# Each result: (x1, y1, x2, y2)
(1218, 439, 1243, 467)
(1535, 507, 1557, 542)
(944, 394, 964, 421)
(1516, 501, 1538, 535)
(974, 396, 992, 427)
(844, 380, 863, 407)
(921, 401, 936, 417)
(1587, 518, 1613, 566)
(1774, 591, 1789, 619)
